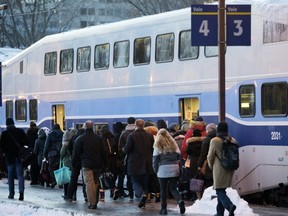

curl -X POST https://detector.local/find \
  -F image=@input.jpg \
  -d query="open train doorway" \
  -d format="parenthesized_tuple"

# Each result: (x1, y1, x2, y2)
(179, 97, 199, 123)
(52, 104, 65, 131)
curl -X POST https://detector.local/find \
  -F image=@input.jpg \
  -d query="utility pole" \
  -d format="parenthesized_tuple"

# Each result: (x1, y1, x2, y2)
(218, 0, 226, 122)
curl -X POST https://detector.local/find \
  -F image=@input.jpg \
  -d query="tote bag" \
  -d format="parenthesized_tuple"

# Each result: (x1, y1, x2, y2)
(189, 171, 204, 192)
(54, 160, 71, 185)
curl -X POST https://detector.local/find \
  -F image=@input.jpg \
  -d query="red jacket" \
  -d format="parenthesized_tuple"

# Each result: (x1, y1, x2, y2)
(181, 121, 207, 159)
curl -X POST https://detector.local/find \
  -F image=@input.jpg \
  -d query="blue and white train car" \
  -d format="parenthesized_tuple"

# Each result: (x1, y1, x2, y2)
(1, 0, 288, 203)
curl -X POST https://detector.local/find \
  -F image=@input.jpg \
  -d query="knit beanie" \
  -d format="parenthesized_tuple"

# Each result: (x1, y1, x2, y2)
(217, 121, 228, 135)
(6, 118, 14, 126)
(194, 116, 203, 122)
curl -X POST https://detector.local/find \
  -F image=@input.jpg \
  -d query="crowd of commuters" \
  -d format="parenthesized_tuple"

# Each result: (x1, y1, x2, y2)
(0, 116, 237, 216)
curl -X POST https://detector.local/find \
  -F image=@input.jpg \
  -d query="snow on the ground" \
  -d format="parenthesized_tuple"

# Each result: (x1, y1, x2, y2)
(0, 201, 94, 216)
(182, 187, 258, 216)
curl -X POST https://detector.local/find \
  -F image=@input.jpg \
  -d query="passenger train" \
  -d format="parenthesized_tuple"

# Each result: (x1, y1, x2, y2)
(1, 0, 288, 205)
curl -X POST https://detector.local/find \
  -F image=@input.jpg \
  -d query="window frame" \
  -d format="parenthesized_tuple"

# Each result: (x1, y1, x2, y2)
(15, 99, 27, 122)
(155, 33, 174, 63)
(44, 51, 57, 75)
(239, 84, 256, 118)
(133, 36, 151, 65)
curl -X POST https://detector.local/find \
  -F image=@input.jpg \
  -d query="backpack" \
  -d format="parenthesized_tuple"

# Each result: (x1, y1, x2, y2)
(218, 137, 239, 170)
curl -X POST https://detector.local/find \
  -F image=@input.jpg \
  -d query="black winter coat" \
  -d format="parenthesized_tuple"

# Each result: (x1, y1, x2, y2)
(43, 129, 63, 158)
(124, 128, 154, 176)
(0, 125, 30, 165)
(73, 129, 108, 170)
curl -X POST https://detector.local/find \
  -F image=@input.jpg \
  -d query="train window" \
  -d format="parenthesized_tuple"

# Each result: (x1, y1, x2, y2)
(263, 21, 288, 44)
(94, 123, 109, 135)
(205, 46, 218, 57)
(60, 49, 74, 74)
(5, 100, 13, 120)
(179, 30, 199, 60)
(239, 85, 255, 117)
(134, 37, 151, 65)
(44, 52, 57, 75)
(114, 40, 129, 68)
(156, 33, 174, 63)
(94, 43, 110, 70)
(77, 46, 91, 72)
(20, 61, 23, 74)
(29, 99, 38, 121)
(15, 99, 27, 122)
(262, 82, 287, 116)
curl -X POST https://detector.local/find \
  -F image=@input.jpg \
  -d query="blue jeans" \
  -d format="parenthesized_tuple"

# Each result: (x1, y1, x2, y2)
(215, 188, 233, 216)
(131, 174, 149, 198)
(7, 159, 25, 196)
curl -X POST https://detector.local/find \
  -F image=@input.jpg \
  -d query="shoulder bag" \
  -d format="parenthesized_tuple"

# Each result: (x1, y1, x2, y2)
(7, 130, 36, 168)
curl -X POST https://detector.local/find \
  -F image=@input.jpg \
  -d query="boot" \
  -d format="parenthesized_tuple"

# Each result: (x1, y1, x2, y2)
(155, 192, 160, 202)
(147, 193, 151, 203)
(178, 200, 185, 214)
(100, 190, 105, 202)
(110, 188, 115, 198)
(19, 192, 24, 201)
(159, 203, 167, 215)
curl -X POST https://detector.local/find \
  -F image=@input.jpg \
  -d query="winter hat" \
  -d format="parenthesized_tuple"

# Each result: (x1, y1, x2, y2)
(30, 121, 37, 127)
(157, 119, 168, 129)
(206, 123, 216, 133)
(217, 121, 228, 135)
(6, 118, 14, 126)
(194, 116, 203, 122)
(193, 129, 202, 137)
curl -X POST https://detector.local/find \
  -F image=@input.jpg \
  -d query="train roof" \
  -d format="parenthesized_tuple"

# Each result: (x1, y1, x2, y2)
(2, 0, 288, 67)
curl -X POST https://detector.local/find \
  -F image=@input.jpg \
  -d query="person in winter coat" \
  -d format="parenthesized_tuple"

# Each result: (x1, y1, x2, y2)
(26, 121, 40, 185)
(153, 128, 185, 215)
(43, 124, 64, 188)
(207, 121, 237, 216)
(198, 123, 217, 196)
(116, 117, 136, 201)
(60, 128, 77, 200)
(186, 129, 205, 201)
(73, 120, 108, 210)
(99, 125, 118, 201)
(34, 127, 50, 186)
(0, 118, 30, 201)
(66, 128, 87, 202)
(144, 123, 160, 203)
(181, 116, 207, 160)
(112, 122, 127, 199)
(124, 119, 154, 209)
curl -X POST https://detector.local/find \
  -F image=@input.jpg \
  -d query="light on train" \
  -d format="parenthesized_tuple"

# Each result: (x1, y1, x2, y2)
(241, 102, 250, 108)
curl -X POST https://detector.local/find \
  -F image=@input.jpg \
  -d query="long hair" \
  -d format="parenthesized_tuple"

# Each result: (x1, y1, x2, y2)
(154, 128, 179, 154)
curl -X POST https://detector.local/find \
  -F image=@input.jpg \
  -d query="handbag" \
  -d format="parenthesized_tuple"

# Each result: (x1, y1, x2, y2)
(7, 131, 36, 167)
(190, 171, 204, 192)
(53, 160, 71, 185)
(98, 172, 114, 190)
(18, 146, 37, 168)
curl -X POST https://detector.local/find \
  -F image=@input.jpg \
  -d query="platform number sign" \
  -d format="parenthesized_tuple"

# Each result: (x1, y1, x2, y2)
(226, 5, 251, 46)
(191, 5, 218, 46)
(191, 4, 251, 46)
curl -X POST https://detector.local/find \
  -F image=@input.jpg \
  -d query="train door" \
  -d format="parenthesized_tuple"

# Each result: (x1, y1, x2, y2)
(52, 104, 66, 130)
(179, 97, 199, 122)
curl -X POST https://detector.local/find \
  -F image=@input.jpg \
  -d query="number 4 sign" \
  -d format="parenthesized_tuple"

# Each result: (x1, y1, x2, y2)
(191, 4, 251, 46)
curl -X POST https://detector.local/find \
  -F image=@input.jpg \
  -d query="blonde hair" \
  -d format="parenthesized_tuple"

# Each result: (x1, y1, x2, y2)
(154, 128, 179, 154)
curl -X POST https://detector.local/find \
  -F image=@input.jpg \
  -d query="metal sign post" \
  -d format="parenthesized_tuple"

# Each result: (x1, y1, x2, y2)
(191, 1, 251, 122)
